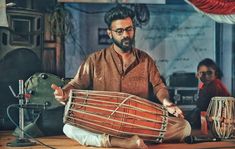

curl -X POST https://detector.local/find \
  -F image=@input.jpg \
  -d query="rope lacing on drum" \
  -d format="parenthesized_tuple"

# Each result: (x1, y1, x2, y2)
(107, 95, 134, 119)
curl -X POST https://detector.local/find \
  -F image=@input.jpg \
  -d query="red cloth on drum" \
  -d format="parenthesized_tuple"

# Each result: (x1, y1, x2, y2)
(197, 79, 230, 111)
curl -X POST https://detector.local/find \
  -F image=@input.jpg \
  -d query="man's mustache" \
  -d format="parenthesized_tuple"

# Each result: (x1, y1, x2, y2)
(121, 38, 131, 43)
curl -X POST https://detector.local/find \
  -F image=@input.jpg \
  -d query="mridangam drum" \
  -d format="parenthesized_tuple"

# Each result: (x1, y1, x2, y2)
(207, 97, 235, 139)
(64, 89, 168, 143)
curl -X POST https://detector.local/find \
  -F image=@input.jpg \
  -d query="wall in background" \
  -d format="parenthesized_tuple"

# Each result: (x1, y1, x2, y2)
(220, 24, 233, 94)
(135, 5, 215, 80)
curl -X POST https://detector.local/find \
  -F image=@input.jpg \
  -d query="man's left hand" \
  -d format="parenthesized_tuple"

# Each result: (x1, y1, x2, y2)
(165, 104, 184, 118)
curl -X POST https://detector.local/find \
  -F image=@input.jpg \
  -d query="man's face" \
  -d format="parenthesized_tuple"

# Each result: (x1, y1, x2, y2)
(108, 17, 135, 52)
(197, 65, 216, 84)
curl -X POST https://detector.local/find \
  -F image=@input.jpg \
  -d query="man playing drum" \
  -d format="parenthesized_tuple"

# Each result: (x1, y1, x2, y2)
(52, 5, 191, 149)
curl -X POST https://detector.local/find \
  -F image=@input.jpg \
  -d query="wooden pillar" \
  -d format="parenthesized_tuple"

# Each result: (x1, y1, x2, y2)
(43, 13, 65, 77)
(56, 36, 65, 77)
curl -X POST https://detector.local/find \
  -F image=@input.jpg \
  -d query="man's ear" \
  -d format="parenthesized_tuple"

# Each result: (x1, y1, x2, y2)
(107, 29, 112, 39)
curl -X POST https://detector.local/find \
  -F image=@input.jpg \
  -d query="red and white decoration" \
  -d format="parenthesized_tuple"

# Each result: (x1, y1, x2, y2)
(185, 0, 235, 24)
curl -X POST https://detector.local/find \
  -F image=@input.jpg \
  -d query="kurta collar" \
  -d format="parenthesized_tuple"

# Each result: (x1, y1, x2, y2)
(108, 44, 139, 75)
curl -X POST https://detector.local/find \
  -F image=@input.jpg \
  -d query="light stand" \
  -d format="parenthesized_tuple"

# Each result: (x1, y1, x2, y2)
(7, 80, 36, 147)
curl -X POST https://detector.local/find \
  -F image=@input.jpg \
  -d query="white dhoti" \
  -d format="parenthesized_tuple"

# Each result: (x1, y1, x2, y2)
(63, 124, 111, 147)
(63, 116, 191, 147)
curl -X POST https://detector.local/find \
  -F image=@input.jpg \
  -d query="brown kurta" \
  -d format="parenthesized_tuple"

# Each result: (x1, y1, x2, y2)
(68, 44, 169, 103)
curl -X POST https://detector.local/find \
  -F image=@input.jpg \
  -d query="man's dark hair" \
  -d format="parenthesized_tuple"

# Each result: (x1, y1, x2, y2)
(197, 58, 223, 79)
(104, 5, 135, 28)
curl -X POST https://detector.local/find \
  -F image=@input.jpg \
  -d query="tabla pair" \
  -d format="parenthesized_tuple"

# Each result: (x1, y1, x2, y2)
(206, 96, 235, 139)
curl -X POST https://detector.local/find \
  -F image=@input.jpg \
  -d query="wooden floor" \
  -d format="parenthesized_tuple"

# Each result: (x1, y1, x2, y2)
(1, 130, 235, 149)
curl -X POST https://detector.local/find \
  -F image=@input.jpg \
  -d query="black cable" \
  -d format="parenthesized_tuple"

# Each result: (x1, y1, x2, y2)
(7, 104, 56, 149)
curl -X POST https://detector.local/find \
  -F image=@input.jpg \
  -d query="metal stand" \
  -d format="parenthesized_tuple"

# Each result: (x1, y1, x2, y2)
(7, 80, 36, 147)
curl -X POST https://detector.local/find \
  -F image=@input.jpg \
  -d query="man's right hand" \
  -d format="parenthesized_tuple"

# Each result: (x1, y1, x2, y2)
(51, 84, 68, 105)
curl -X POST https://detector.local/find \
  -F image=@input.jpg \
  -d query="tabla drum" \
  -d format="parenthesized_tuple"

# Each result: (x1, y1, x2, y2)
(206, 96, 235, 139)
(64, 89, 168, 143)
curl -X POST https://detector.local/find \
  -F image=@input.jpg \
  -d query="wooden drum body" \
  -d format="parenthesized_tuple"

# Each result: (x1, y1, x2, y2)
(207, 97, 235, 139)
(64, 89, 168, 143)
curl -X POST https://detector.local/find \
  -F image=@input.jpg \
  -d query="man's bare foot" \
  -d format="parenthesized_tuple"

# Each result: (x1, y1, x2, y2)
(126, 135, 148, 149)
(110, 135, 148, 149)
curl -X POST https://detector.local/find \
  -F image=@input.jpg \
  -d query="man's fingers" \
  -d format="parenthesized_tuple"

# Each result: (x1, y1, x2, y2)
(54, 95, 66, 105)
(179, 114, 185, 119)
(55, 95, 65, 100)
(51, 84, 59, 90)
(51, 83, 67, 105)
(51, 84, 63, 96)
(176, 109, 184, 118)
(167, 106, 185, 118)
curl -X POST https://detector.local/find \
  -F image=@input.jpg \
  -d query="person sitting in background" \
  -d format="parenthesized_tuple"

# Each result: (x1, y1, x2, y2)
(189, 58, 230, 128)
(52, 5, 191, 149)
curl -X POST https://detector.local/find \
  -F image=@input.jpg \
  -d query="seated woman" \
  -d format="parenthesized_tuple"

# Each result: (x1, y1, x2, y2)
(188, 58, 230, 128)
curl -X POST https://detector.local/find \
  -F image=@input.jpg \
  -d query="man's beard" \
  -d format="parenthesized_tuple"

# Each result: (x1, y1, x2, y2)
(112, 37, 135, 53)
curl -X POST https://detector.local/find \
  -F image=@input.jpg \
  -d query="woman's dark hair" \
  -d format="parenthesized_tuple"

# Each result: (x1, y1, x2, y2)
(197, 58, 223, 79)
(104, 5, 135, 28)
